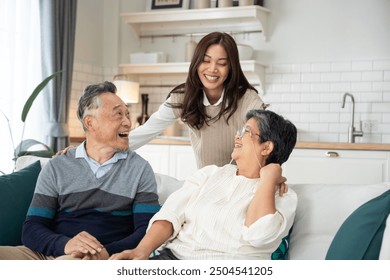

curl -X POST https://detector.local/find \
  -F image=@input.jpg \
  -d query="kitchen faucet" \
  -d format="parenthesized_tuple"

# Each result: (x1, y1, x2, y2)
(341, 92, 363, 143)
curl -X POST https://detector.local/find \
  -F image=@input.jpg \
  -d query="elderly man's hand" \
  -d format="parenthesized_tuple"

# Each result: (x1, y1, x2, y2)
(64, 231, 104, 259)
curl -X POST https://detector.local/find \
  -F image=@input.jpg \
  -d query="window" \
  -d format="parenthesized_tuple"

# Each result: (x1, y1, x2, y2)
(0, 0, 44, 173)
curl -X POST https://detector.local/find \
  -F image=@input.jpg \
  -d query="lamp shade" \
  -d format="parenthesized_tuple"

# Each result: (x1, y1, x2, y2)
(113, 79, 139, 104)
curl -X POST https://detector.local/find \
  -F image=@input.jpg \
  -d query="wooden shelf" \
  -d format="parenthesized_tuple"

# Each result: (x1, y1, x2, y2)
(121, 5, 270, 41)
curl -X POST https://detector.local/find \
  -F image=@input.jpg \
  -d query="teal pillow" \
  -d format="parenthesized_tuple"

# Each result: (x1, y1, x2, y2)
(0, 161, 41, 245)
(326, 189, 390, 260)
(271, 227, 293, 260)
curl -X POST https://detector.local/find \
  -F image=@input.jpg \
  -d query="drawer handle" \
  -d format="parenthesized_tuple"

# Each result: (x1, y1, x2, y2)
(326, 151, 339, 157)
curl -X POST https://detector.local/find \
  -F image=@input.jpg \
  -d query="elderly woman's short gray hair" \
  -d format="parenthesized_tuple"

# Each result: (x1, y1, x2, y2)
(246, 109, 297, 165)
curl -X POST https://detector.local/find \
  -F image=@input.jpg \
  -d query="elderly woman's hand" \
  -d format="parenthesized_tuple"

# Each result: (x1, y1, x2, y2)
(260, 164, 288, 196)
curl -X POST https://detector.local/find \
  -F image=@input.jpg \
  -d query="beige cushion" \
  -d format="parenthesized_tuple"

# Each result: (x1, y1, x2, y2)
(15, 155, 51, 171)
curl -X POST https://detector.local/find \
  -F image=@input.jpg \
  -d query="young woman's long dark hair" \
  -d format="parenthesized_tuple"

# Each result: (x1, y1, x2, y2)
(168, 32, 257, 129)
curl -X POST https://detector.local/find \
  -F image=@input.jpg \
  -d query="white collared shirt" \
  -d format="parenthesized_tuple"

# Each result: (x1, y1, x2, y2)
(202, 90, 225, 106)
(75, 142, 127, 178)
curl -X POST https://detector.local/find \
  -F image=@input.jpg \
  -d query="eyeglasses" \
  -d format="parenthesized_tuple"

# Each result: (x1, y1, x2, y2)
(237, 126, 260, 139)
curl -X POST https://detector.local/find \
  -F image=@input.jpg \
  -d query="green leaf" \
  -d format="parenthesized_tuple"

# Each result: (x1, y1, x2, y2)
(21, 70, 62, 122)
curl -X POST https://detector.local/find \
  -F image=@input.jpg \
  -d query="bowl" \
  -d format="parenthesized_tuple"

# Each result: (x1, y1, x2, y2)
(237, 44, 253, 60)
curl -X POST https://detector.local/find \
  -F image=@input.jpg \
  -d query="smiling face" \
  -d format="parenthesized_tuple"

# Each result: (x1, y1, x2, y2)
(197, 44, 230, 103)
(231, 118, 269, 177)
(85, 93, 131, 153)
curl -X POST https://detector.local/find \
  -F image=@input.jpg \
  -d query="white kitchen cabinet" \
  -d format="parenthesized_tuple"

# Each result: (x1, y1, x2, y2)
(169, 145, 197, 180)
(136, 144, 197, 180)
(283, 148, 390, 185)
(135, 144, 170, 175)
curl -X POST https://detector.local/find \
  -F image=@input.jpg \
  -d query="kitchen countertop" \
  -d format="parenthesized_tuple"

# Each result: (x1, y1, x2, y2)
(294, 142, 390, 151)
(148, 138, 390, 151)
(69, 136, 390, 151)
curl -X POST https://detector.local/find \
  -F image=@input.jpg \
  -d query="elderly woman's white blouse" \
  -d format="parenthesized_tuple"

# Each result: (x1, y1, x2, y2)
(148, 164, 297, 260)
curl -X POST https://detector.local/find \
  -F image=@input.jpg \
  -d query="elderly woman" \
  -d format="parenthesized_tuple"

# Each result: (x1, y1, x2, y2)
(110, 109, 298, 260)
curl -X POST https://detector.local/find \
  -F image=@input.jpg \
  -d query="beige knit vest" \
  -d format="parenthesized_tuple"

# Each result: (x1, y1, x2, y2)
(171, 90, 264, 168)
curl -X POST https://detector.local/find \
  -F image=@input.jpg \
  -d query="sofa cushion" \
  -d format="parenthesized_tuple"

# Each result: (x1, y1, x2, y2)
(271, 227, 293, 260)
(0, 160, 41, 245)
(15, 155, 51, 171)
(154, 173, 184, 205)
(325, 189, 390, 260)
(288, 183, 390, 259)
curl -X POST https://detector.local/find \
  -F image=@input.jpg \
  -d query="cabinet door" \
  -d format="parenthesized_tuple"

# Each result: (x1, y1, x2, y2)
(169, 145, 197, 180)
(135, 144, 170, 175)
(283, 149, 390, 185)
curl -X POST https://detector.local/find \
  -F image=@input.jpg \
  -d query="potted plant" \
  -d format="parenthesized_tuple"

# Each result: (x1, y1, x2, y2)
(3, 71, 62, 164)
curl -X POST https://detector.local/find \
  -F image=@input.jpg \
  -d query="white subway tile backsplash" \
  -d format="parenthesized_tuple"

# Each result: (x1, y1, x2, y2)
(359, 92, 383, 102)
(300, 113, 319, 122)
(270, 64, 292, 74)
(291, 63, 304, 73)
(310, 103, 330, 112)
(299, 133, 319, 142)
(282, 73, 301, 83)
(373, 60, 390, 70)
(373, 81, 390, 91)
(68, 58, 390, 144)
(271, 83, 291, 93)
(383, 92, 390, 101)
(351, 61, 373, 71)
(321, 72, 341, 82)
(300, 93, 320, 102)
(311, 62, 331, 72)
(331, 62, 351, 72)
(309, 123, 329, 133)
(265, 73, 282, 83)
(383, 113, 390, 122)
(341, 72, 362, 81)
(329, 101, 347, 113)
(310, 83, 330, 92)
(384, 71, 390, 81)
(290, 83, 311, 93)
(372, 103, 390, 112)
(329, 123, 348, 133)
(382, 134, 390, 143)
(76, 72, 88, 81)
(319, 113, 339, 123)
(281, 93, 301, 102)
(320, 93, 341, 103)
(268, 103, 291, 113)
(318, 133, 339, 142)
(362, 71, 383, 81)
(301, 73, 321, 82)
(350, 82, 372, 92)
(330, 82, 351, 92)
(82, 64, 93, 74)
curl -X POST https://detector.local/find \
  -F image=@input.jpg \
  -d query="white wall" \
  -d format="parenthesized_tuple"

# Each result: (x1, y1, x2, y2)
(71, 0, 390, 143)
(258, 0, 390, 63)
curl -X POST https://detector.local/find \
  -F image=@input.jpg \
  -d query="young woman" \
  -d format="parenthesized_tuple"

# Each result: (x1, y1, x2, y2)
(129, 32, 265, 168)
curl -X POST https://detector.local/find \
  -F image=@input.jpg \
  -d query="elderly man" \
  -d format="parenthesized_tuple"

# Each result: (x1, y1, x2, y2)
(0, 81, 160, 260)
